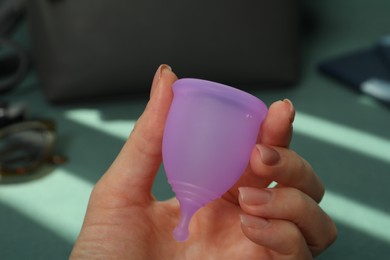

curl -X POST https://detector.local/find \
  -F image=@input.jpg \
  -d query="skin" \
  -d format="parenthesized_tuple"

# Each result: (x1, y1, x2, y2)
(70, 65, 337, 260)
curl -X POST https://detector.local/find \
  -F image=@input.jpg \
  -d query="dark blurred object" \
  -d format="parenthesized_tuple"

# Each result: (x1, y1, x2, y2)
(0, 101, 27, 127)
(377, 35, 390, 72)
(27, 0, 301, 104)
(0, 0, 30, 94)
(318, 36, 390, 104)
(0, 0, 25, 36)
(0, 119, 67, 183)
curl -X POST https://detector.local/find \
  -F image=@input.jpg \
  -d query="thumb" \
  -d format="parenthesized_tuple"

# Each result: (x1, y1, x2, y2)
(100, 65, 177, 204)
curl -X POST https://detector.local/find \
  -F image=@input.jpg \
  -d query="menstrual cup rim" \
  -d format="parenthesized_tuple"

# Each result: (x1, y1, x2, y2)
(173, 78, 268, 114)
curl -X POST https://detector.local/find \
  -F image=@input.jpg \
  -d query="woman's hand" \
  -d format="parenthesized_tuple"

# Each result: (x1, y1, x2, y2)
(70, 65, 336, 260)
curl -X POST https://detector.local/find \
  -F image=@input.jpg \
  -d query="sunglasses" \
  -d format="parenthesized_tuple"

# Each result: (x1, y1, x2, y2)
(0, 113, 67, 183)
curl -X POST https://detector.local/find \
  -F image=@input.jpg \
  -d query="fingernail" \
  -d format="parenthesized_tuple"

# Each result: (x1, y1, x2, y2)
(283, 98, 295, 123)
(240, 214, 269, 229)
(150, 64, 172, 97)
(256, 144, 280, 166)
(239, 187, 272, 205)
(158, 64, 172, 80)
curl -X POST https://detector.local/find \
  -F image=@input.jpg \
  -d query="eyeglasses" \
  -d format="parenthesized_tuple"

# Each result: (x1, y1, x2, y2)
(0, 0, 29, 94)
(0, 118, 67, 183)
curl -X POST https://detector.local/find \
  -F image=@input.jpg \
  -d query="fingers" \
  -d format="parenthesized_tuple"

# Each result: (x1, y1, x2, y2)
(259, 99, 295, 148)
(250, 144, 324, 203)
(255, 99, 323, 200)
(223, 99, 296, 202)
(239, 187, 337, 257)
(101, 65, 178, 205)
(240, 215, 312, 259)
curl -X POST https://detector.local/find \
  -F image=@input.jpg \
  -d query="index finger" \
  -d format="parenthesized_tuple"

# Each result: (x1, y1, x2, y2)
(259, 99, 295, 148)
(223, 99, 295, 203)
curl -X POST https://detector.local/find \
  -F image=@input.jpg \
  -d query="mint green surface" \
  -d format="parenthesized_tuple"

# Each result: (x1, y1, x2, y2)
(1, 1, 390, 259)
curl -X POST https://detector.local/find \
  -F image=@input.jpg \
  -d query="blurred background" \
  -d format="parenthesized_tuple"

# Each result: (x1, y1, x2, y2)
(1, 0, 390, 259)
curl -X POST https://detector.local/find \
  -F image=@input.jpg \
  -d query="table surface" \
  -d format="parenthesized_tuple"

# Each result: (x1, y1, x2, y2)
(1, 1, 390, 259)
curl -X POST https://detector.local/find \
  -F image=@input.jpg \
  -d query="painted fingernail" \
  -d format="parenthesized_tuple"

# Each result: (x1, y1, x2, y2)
(240, 214, 269, 229)
(256, 144, 280, 166)
(283, 98, 295, 123)
(239, 187, 272, 205)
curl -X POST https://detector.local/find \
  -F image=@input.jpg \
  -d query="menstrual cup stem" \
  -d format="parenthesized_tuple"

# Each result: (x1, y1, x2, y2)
(174, 200, 199, 242)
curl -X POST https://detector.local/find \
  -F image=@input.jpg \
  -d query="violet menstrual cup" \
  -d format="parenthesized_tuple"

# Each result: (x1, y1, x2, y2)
(162, 78, 268, 242)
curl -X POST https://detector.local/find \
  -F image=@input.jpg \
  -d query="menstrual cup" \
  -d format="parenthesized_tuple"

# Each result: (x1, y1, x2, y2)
(162, 78, 268, 241)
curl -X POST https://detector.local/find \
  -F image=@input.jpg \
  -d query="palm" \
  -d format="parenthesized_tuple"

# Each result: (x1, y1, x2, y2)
(87, 189, 271, 259)
(155, 198, 270, 259)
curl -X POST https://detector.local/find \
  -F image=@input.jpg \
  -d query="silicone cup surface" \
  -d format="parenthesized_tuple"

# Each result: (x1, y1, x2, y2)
(162, 78, 268, 241)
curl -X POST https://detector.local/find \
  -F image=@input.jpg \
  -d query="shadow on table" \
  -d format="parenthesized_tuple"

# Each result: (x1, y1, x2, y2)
(0, 203, 73, 260)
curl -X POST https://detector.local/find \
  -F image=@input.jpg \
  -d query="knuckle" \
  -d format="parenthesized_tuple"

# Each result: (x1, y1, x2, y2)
(325, 215, 338, 247)
(315, 180, 325, 203)
(282, 222, 307, 255)
(286, 188, 308, 213)
(311, 214, 338, 256)
(128, 120, 162, 158)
